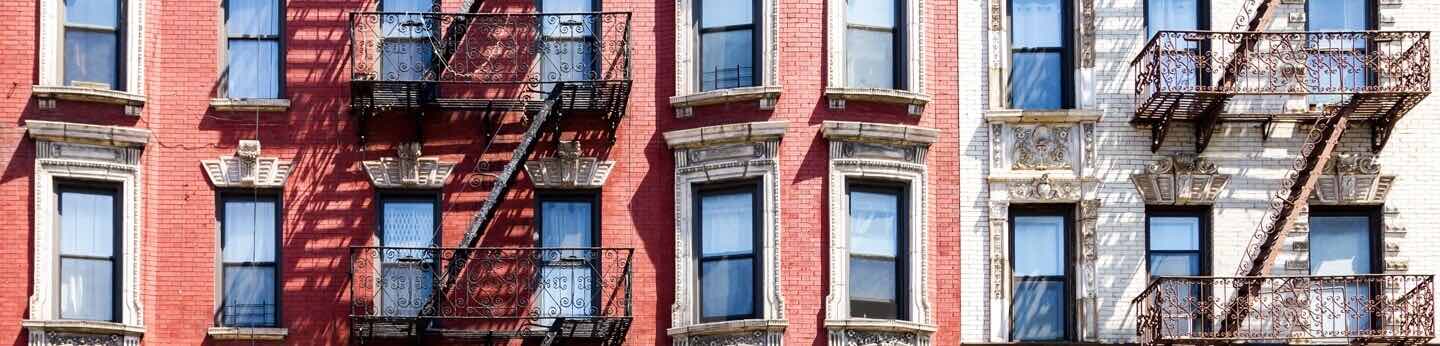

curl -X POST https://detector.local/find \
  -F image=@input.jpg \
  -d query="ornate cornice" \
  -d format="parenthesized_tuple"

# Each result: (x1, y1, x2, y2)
(362, 142, 455, 189)
(26, 120, 150, 147)
(524, 142, 615, 189)
(202, 140, 293, 189)
(1131, 155, 1231, 205)
(1310, 152, 1395, 204)
(1012, 124, 1071, 170)
(821, 121, 937, 145)
(1007, 174, 1081, 201)
(664, 121, 789, 149)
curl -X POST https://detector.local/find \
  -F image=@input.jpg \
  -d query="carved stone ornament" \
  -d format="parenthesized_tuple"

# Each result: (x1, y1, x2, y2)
(688, 330, 781, 346)
(1310, 152, 1394, 204)
(835, 330, 923, 346)
(1011, 125, 1072, 170)
(203, 140, 294, 188)
(1131, 155, 1230, 205)
(524, 141, 616, 189)
(362, 142, 456, 189)
(1007, 174, 1080, 201)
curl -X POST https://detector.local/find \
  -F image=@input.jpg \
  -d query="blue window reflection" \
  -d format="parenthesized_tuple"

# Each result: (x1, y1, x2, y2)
(1308, 0, 1371, 102)
(698, 188, 758, 321)
(849, 188, 903, 319)
(380, 0, 435, 82)
(846, 0, 900, 89)
(64, 0, 123, 90)
(540, 0, 598, 90)
(698, 0, 757, 91)
(1011, 215, 1066, 341)
(58, 187, 118, 322)
(226, 0, 281, 98)
(538, 198, 596, 320)
(1008, 0, 1067, 109)
(221, 195, 279, 327)
(379, 196, 437, 317)
(1310, 215, 1375, 333)
(1147, 213, 1206, 335)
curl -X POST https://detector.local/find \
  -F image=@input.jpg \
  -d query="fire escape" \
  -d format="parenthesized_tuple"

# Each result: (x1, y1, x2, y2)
(1131, 0, 1433, 343)
(345, 3, 633, 345)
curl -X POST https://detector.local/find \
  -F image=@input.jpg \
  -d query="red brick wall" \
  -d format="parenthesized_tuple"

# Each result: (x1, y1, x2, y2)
(0, 0, 963, 345)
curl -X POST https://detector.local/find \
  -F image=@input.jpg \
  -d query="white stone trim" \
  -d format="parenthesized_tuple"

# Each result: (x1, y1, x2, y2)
(524, 141, 615, 189)
(825, 319, 935, 346)
(666, 122, 788, 345)
(206, 327, 288, 341)
(820, 121, 936, 341)
(672, 0, 781, 116)
(361, 143, 455, 189)
(26, 121, 149, 345)
(985, 0, 1094, 109)
(824, 0, 929, 114)
(38, 0, 146, 94)
(1131, 155, 1231, 205)
(202, 140, 293, 189)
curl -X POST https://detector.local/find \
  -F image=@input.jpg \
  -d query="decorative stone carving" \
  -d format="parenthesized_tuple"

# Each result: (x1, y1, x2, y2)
(1077, 199, 1100, 341)
(838, 330, 924, 346)
(1132, 155, 1230, 205)
(1011, 125, 1072, 170)
(1079, 0, 1096, 67)
(1309, 152, 1394, 204)
(989, 0, 1003, 30)
(1008, 174, 1080, 201)
(685, 330, 785, 346)
(524, 141, 616, 189)
(362, 143, 456, 189)
(986, 201, 1008, 342)
(203, 140, 294, 188)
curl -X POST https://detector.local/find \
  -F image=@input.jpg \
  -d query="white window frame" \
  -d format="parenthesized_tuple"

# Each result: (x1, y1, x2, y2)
(35, 0, 148, 113)
(824, 0, 931, 115)
(669, 0, 782, 117)
(22, 120, 150, 345)
(663, 121, 788, 345)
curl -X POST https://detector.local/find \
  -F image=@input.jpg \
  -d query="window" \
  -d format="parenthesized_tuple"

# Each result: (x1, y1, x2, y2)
(380, 0, 435, 81)
(537, 192, 599, 319)
(1010, 207, 1071, 341)
(57, 184, 121, 322)
(1008, 0, 1071, 109)
(697, 0, 759, 91)
(378, 194, 438, 317)
(1146, 208, 1209, 334)
(695, 183, 762, 322)
(539, 0, 599, 88)
(1309, 209, 1381, 333)
(1307, 0, 1374, 102)
(224, 0, 282, 99)
(845, 0, 904, 89)
(64, 0, 125, 90)
(1145, 0, 1207, 88)
(219, 193, 281, 327)
(848, 184, 908, 320)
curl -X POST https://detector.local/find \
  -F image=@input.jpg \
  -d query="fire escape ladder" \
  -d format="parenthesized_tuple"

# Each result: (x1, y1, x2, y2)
(1215, 97, 1361, 336)
(463, 87, 562, 249)
(1189, 0, 1286, 153)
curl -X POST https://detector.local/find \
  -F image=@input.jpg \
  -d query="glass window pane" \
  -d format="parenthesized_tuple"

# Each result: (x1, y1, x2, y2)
(541, 201, 594, 248)
(849, 190, 898, 257)
(380, 262, 434, 317)
(60, 190, 115, 257)
(382, 198, 436, 263)
(1013, 215, 1065, 276)
(541, 40, 597, 83)
(1012, 280, 1065, 340)
(1308, 0, 1368, 31)
(61, 258, 114, 321)
(849, 257, 898, 318)
(847, 0, 896, 28)
(64, 29, 119, 88)
(65, 0, 119, 28)
(227, 40, 280, 99)
(382, 0, 433, 12)
(227, 0, 279, 36)
(1009, 52, 1063, 109)
(223, 266, 276, 326)
(542, 0, 594, 13)
(700, 30, 755, 91)
(700, 258, 754, 319)
(223, 197, 277, 263)
(700, 191, 755, 257)
(380, 40, 433, 81)
(1148, 216, 1200, 251)
(700, 0, 753, 28)
(1011, 0, 1063, 48)
(1309, 216, 1372, 275)
(1149, 253, 1199, 277)
(1146, 0, 1197, 38)
(846, 28, 896, 89)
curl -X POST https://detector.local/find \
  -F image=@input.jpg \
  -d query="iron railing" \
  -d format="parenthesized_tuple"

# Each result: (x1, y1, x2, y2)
(349, 247, 633, 322)
(1134, 274, 1435, 344)
(349, 11, 632, 87)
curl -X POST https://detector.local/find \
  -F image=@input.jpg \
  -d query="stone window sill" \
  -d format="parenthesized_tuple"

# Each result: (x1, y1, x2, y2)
(825, 87, 932, 116)
(210, 98, 291, 112)
(666, 318, 788, 338)
(670, 86, 783, 118)
(984, 109, 1102, 123)
(823, 318, 937, 333)
(22, 319, 146, 336)
(32, 85, 146, 115)
(207, 327, 288, 341)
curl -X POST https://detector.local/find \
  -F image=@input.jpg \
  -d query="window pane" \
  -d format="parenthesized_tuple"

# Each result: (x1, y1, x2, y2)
(1013, 216, 1065, 276)
(61, 258, 114, 321)
(1149, 253, 1199, 277)
(223, 197, 277, 263)
(65, 0, 119, 28)
(700, 258, 754, 319)
(700, 0, 753, 28)
(847, 0, 896, 28)
(700, 191, 755, 257)
(1309, 216, 1372, 275)
(700, 30, 755, 91)
(382, 198, 436, 262)
(1009, 52, 1063, 109)
(227, 40, 280, 99)
(227, 0, 279, 36)
(1011, 0, 1063, 48)
(380, 262, 434, 317)
(540, 1, 596, 39)
(382, 0, 433, 12)
(542, 0, 594, 13)
(846, 28, 896, 89)
(850, 257, 898, 319)
(64, 29, 119, 88)
(1146, 0, 1197, 38)
(541, 40, 597, 84)
(1012, 280, 1065, 340)
(1148, 216, 1199, 251)
(1308, 0, 1368, 31)
(849, 190, 898, 257)
(380, 40, 433, 81)
(223, 266, 276, 326)
(60, 189, 115, 257)
(541, 201, 594, 248)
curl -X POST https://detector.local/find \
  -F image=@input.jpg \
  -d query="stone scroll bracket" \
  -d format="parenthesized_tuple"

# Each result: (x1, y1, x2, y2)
(361, 142, 457, 189)
(202, 140, 294, 189)
(1131, 155, 1231, 205)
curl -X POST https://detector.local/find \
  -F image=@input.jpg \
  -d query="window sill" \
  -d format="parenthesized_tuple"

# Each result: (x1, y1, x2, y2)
(825, 88, 932, 116)
(824, 318, 937, 333)
(210, 98, 291, 112)
(21, 319, 146, 336)
(207, 327, 288, 341)
(984, 109, 1102, 123)
(666, 318, 788, 338)
(32, 85, 146, 116)
(669, 86, 783, 118)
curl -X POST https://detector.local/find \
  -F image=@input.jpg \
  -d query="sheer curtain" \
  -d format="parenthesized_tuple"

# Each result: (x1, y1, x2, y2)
(381, 199, 436, 317)
(1012, 215, 1066, 340)
(59, 189, 117, 321)
(540, 0, 597, 88)
(699, 191, 756, 320)
(848, 190, 899, 319)
(222, 197, 278, 326)
(1310, 216, 1373, 335)
(845, 0, 898, 89)
(539, 201, 594, 319)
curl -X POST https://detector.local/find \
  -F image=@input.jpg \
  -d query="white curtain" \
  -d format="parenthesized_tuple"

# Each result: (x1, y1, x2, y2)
(59, 189, 116, 321)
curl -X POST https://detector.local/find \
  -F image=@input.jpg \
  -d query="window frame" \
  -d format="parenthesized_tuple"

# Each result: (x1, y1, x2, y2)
(62, 0, 128, 91)
(221, 0, 286, 99)
(693, 180, 765, 323)
(1141, 0, 1211, 87)
(54, 181, 123, 323)
(843, 0, 908, 90)
(694, 0, 763, 92)
(1304, 0, 1378, 92)
(1143, 206, 1211, 279)
(1307, 206, 1384, 277)
(1007, 204, 1075, 342)
(378, 0, 439, 82)
(535, 189, 602, 249)
(215, 190, 284, 328)
(845, 180, 910, 321)
(376, 190, 443, 249)
(1005, 0, 1074, 109)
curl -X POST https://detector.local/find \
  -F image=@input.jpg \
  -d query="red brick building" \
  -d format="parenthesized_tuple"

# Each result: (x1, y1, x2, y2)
(0, 0, 961, 345)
